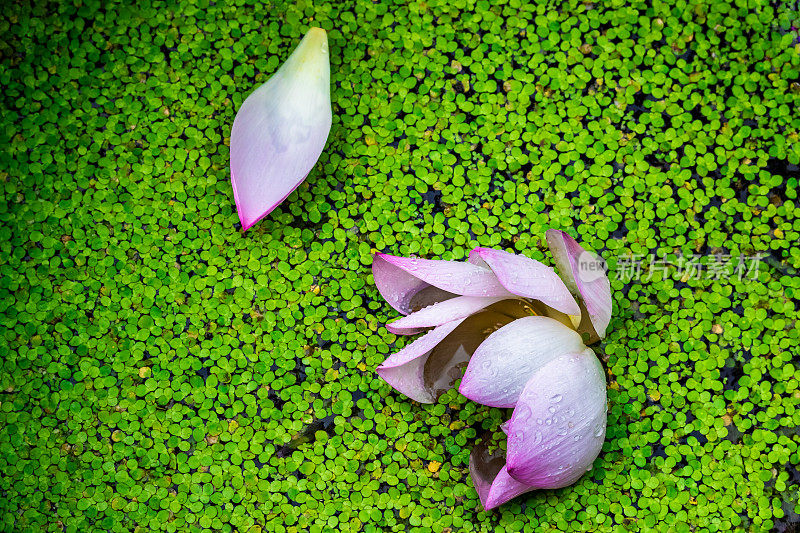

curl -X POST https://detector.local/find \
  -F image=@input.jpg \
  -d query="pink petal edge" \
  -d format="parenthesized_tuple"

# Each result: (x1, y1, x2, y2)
(545, 229, 613, 338)
(470, 448, 535, 511)
(386, 295, 506, 335)
(230, 28, 332, 230)
(469, 247, 580, 316)
(459, 316, 585, 408)
(505, 348, 607, 488)
(375, 319, 465, 403)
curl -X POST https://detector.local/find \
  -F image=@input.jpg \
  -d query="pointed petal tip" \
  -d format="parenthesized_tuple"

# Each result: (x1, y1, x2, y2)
(374, 253, 511, 299)
(374, 320, 465, 403)
(504, 349, 607, 488)
(469, 447, 535, 510)
(545, 229, 612, 340)
(467, 247, 581, 317)
(387, 295, 504, 335)
(230, 28, 331, 233)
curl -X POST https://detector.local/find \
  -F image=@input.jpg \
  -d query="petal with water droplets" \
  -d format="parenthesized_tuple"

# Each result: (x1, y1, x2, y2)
(545, 229, 613, 341)
(372, 253, 511, 315)
(469, 247, 580, 317)
(230, 28, 332, 230)
(386, 296, 507, 335)
(372, 254, 458, 315)
(459, 316, 585, 408)
(505, 348, 607, 488)
(377, 303, 529, 403)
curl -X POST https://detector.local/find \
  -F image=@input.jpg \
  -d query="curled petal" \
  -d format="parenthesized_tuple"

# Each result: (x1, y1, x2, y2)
(545, 229, 613, 341)
(470, 444, 535, 511)
(459, 316, 585, 408)
(372, 253, 512, 315)
(505, 348, 607, 488)
(376, 319, 464, 403)
(230, 28, 332, 230)
(373, 253, 455, 315)
(377, 301, 531, 403)
(469, 247, 580, 317)
(387, 296, 506, 335)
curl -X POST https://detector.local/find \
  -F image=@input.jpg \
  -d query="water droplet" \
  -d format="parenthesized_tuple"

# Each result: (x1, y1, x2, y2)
(551, 394, 563, 403)
(545, 418, 552, 425)
(548, 406, 556, 414)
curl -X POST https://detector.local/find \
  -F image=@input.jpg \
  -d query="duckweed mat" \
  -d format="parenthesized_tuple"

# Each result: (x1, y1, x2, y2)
(2, 0, 800, 532)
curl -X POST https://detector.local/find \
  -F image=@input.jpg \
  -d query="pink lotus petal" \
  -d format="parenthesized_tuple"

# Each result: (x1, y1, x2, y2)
(377, 301, 533, 403)
(376, 319, 465, 403)
(545, 229, 613, 340)
(469, 248, 580, 317)
(372, 253, 441, 315)
(505, 348, 607, 488)
(386, 296, 507, 335)
(372, 253, 512, 314)
(230, 28, 332, 230)
(469, 444, 535, 510)
(459, 316, 585, 408)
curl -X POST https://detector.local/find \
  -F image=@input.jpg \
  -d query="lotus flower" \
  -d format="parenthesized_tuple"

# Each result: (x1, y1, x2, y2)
(371, 230, 612, 510)
(230, 28, 332, 231)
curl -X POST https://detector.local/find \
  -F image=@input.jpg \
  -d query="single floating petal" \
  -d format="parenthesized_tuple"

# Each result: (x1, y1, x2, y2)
(545, 229, 613, 341)
(230, 28, 332, 230)
(505, 348, 607, 488)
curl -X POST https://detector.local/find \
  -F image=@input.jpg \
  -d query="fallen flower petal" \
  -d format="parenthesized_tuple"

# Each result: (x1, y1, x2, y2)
(230, 28, 332, 230)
